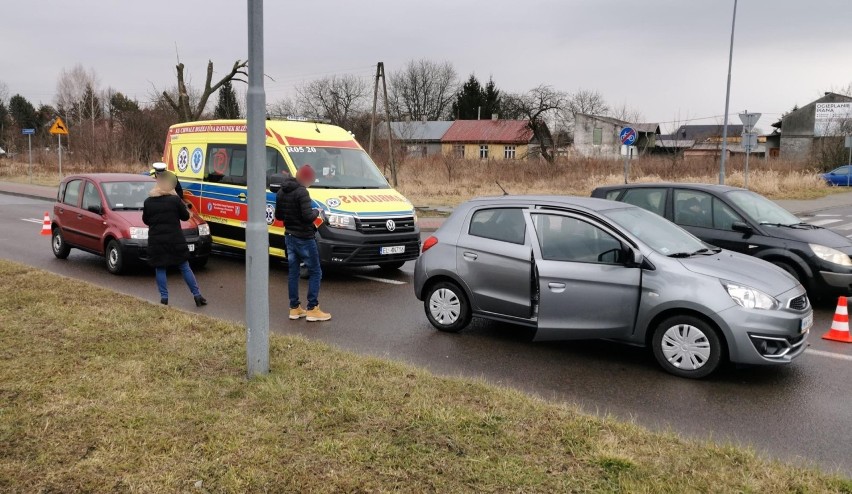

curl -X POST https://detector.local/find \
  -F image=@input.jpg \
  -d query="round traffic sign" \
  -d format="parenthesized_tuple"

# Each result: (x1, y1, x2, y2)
(620, 127, 637, 146)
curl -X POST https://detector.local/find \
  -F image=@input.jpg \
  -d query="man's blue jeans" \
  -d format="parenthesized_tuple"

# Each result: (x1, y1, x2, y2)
(155, 261, 201, 300)
(285, 234, 321, 309)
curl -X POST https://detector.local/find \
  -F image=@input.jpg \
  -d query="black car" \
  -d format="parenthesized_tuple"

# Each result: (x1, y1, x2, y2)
(591, 183, 852, 297)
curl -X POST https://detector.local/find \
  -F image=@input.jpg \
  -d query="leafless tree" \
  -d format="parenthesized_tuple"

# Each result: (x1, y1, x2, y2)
(609, 103, 644, 124)
(388, 59, 458, 121)
(295, 74, 368, 129)
(503, 85, 566, 163)
(56, 64, 99, 125)
(267, 97, 300, 119)
(566, 89, 609, 117)
(0, 81, 9, 105)
(161, 60, 247, 122)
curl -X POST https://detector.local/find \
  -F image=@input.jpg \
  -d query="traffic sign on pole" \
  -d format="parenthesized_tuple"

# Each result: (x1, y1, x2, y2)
(49, 117, 69, 135)
(742, 133, 758, 152)
(21, 128, 35, 135)
(738, 111, 761, 132)
(619, 127, 637, 185)
(620, 127, 637, 146)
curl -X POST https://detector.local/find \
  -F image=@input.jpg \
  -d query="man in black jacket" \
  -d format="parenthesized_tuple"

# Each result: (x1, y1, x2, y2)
(274, 165, 331, 322)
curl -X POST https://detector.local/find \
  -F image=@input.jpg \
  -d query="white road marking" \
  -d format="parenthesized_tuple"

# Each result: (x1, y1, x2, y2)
(814, 214, 843, 217)
(834, 222, 852, 230)
(806, 349, 852, 361)
(809, 218, 843, 226)
(21, 218, 43, 224)
(354, 275, 407, 285)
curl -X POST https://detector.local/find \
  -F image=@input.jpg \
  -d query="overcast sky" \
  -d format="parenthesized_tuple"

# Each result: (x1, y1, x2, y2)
(3, 0, 851, 132)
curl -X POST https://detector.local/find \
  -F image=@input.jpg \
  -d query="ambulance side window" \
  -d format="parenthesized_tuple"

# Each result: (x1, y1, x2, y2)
(266, 147, 290, 176)
(206, 144, 247, 186)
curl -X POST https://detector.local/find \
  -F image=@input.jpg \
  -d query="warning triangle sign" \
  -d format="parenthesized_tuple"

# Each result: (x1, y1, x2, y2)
(49, 117, 69, 135)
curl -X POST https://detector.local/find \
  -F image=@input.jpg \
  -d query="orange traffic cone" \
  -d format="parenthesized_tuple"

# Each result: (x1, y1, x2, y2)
(40, 212, 51, 236)
(823, 296, 852, 343)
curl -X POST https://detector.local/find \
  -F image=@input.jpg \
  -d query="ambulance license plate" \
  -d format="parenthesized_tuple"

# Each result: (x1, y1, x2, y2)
(800, 312, 813, 334)
(188, 244, 195, 252)
(380, 246, 405, 255)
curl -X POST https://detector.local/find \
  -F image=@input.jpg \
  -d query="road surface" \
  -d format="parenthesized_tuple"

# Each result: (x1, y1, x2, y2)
(2, 193, 852, 475)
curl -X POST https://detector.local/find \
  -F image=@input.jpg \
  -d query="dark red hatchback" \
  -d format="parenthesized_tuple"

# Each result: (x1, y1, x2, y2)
(51, 173, 212, 274)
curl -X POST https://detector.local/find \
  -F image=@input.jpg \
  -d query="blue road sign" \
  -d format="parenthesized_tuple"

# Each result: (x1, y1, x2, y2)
(21, 128, 35, 135)
(620, 127, 637, 146)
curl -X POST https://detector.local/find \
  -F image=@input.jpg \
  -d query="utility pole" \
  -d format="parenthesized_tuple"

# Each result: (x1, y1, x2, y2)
(380, 63, 397, 186)
(245, 0, 269, 377)
(719, 0, 738, 185)
(368, 62, 380, 155)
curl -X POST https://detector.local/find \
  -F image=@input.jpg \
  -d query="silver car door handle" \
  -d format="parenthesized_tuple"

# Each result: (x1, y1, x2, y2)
(548, 282, 566, 289)
(463, 252, 478, 260)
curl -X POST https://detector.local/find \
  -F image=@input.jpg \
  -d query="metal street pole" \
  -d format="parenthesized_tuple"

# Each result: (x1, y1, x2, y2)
(58, 134, 62, 179)
(27, 134, 32, 184)
(719, 0, 737, 185)
(744, 140, 750, 189)
(245, 0, 269, 377)
(623, 147, 629, 184)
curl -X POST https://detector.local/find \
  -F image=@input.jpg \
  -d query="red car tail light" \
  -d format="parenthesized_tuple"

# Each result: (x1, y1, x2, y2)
(422, 235, 438, 253)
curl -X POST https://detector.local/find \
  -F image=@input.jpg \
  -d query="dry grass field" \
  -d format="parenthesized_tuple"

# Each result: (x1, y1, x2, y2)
(1, 154, 835, 208)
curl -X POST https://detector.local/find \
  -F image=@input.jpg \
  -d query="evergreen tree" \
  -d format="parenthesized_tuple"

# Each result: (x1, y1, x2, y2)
(481, 77, 502, 118)
(9, 94, 39, 129)
(77, 84, 103, 121)
(214, 81, 241, 119)
(451, 74, 484, 120)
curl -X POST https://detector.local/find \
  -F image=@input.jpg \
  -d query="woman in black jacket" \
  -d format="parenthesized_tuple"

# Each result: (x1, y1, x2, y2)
(142, 174, 206, 307)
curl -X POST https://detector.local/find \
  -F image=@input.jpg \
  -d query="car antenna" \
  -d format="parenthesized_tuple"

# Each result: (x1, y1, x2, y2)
(314, 121, 321, 133)
(495, 181, 509, 196)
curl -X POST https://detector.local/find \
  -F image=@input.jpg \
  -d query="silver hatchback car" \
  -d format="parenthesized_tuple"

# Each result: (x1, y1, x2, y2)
(413, 196, 813, 378)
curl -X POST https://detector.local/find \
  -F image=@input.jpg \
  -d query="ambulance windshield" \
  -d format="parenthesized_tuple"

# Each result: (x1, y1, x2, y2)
(285, 146, 390, 189)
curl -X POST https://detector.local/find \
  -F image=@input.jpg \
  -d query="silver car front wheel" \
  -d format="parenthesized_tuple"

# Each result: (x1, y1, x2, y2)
(652, 315, 723, 379)
(424, 281, 471, 333)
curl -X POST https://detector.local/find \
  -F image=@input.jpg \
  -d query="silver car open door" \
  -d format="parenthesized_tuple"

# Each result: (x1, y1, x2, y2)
(522, 209, 642, 341)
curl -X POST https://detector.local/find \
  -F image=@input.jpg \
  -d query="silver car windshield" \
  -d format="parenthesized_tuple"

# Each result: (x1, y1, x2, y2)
(603, 207, 707, 256)
(725, 190, 800, 226)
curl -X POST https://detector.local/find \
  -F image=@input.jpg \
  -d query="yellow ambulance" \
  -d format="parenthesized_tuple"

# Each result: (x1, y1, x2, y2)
(162, 119, 420, 269)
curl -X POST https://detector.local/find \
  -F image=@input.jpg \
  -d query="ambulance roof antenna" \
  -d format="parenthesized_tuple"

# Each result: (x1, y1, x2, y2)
(495, 181, 509, 196)
(314, 121, 321, 133)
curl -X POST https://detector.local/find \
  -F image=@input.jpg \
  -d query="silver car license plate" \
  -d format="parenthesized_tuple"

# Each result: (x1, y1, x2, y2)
(188, 244, 195, 252)
(801, 312, 813, 334)
(380, 245, 405, 255)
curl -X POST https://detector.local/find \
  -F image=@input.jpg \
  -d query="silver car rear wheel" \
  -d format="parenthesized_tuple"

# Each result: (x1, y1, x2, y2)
(652, 315, 723, 379)
(430, 288, 461, 324)
(424, 281, 471, 333)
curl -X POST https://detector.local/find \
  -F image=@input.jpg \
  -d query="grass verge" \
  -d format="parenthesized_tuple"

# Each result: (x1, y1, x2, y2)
(0, 259, 850, 492)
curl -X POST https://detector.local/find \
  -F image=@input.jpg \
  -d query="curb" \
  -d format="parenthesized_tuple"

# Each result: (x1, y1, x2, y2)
(0, 189, 54, 202)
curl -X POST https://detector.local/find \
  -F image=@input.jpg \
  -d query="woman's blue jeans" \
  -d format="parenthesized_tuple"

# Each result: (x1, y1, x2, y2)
(155, 261, 201, 300)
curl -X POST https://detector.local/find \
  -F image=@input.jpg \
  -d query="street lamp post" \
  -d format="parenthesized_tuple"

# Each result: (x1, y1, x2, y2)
(245, 0, 269, 377)
(719, 0, 738, 185)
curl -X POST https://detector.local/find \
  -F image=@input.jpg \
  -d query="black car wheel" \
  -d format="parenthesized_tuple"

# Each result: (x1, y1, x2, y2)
(424, 281, 471, 333)
(105, 240, 126, 275)
(771, 261, 801, 284)
(651, 315, 723, 379)
(51, 228, 71, 259)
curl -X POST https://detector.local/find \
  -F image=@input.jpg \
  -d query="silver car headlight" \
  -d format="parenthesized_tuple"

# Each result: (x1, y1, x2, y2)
(809, 243, 852, 267)
(722, 282, 779, 310)
(327, 213, 356, 230)
(129, 227, 149, 240)
(198, 224, 211, 236)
